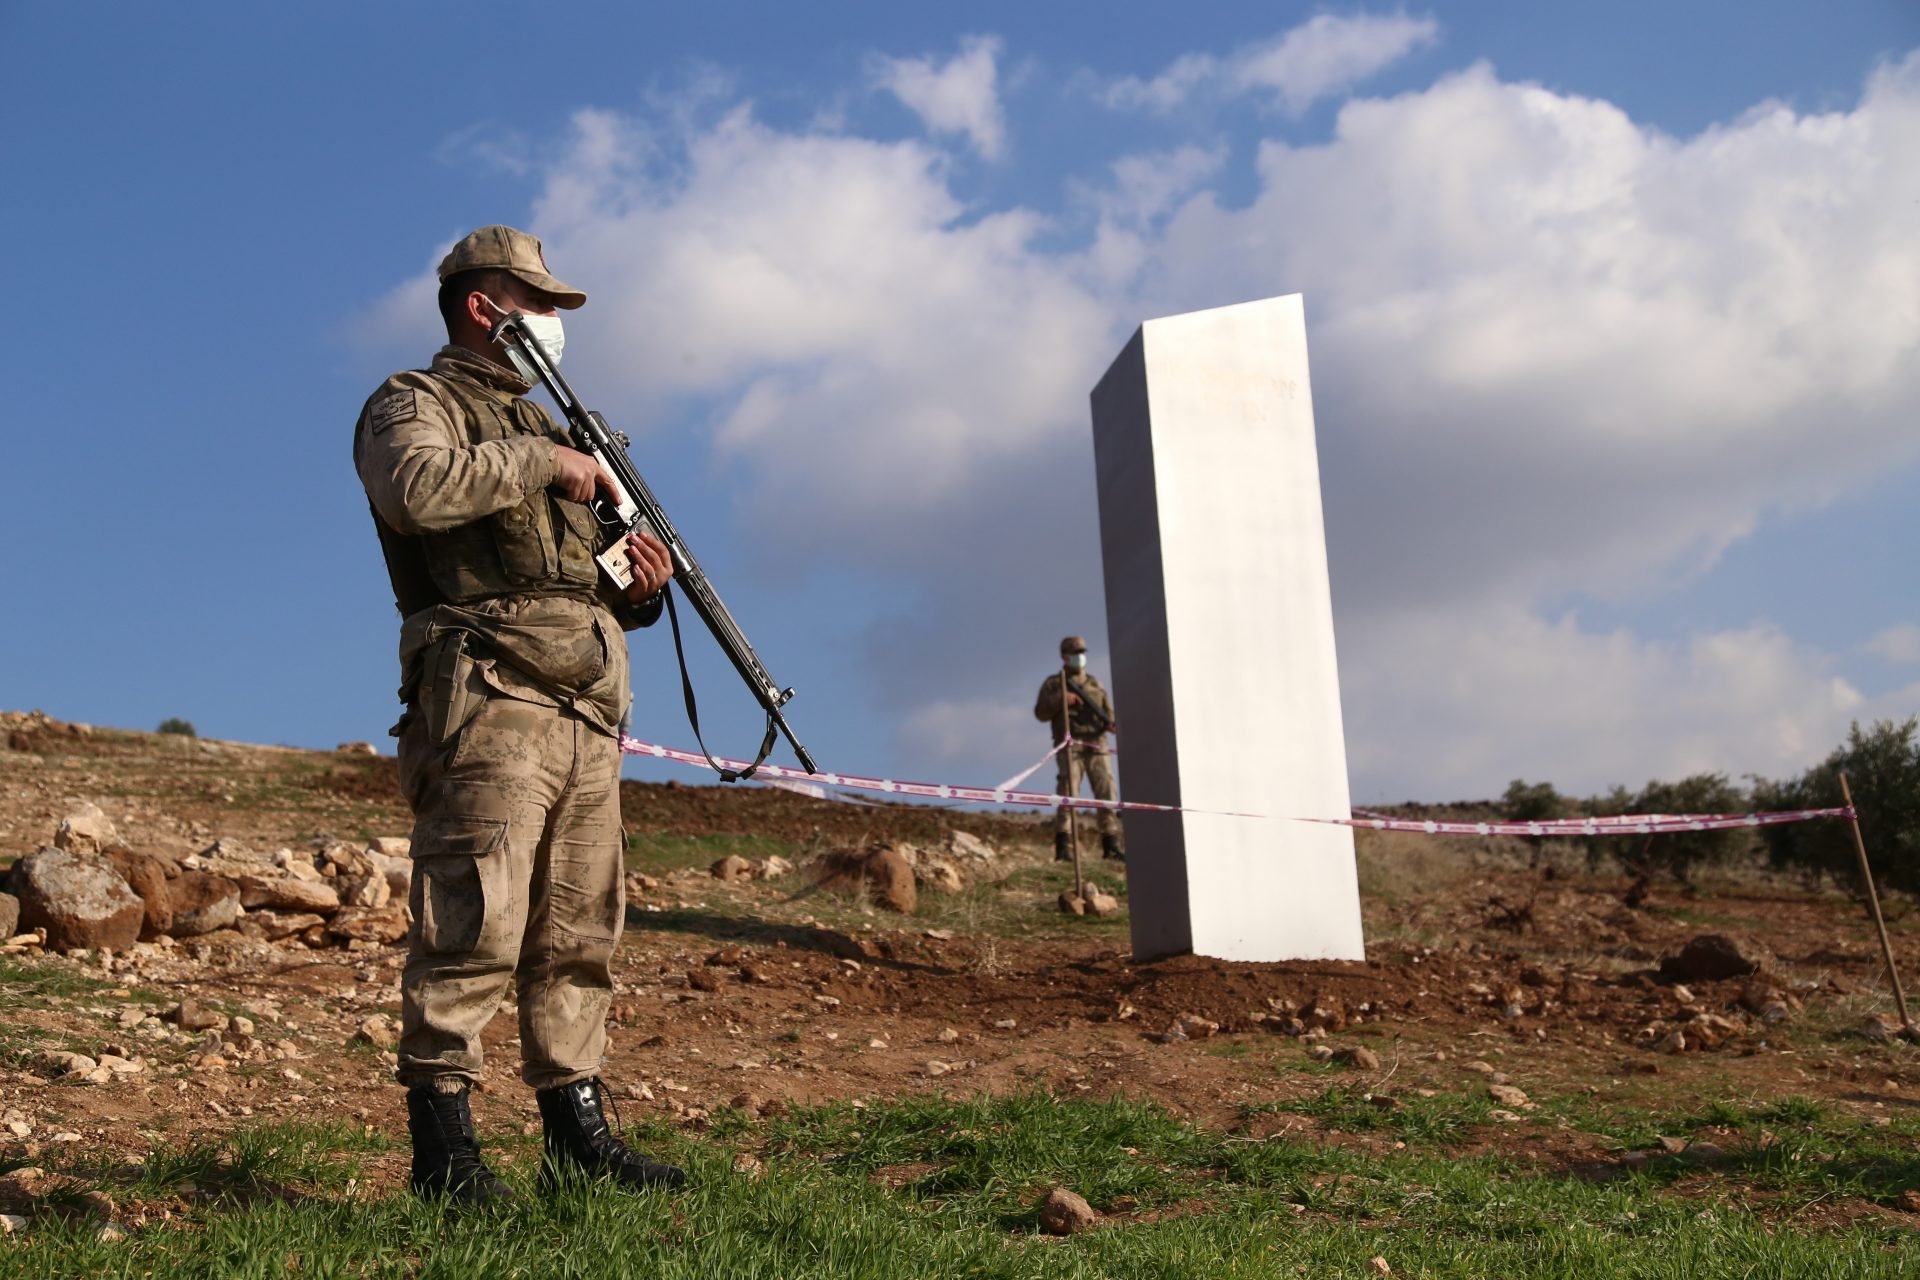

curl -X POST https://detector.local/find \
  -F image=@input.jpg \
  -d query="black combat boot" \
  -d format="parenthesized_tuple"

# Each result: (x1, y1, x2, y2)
(407, 1084, 514, 1208)
(1054, 832, 1072, 862)
(536, 1077, 687, 1193)
(1101, 834, 1125, 862)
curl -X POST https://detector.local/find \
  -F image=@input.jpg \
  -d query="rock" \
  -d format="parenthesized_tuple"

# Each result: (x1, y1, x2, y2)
(1488, 1109, 1523, 1123)
(1174, 1012, 1220, 1039)
(328, 905, 409, 944)
(1655, 1030, 1687, 1054)
(166, 999, 229, 1032)
(1057, 891, 1087, 915)
(0, 893, 16, 941)
(1307, 1044, 1335, 1061)
(369, 837, 410, 859)
(339, 872, 391, 910)
(1370, 1258, 1394, 1277)
(1084, 888, 1122, 917)
(103, 848, 174, 937)
(0, 1213, 25, 1235)
(352, 1015, 397, 1050)
(1683, 1141, 1727, 1163)
(1860, 1015, 1900, 1043)
(10, 848, 145, 953)
(936, 1027, 960, 1044)
(53, 804, 118, 855)
(754, 856, 794, 879)
(234, 874, 341, 914)
(1333, 1046, 1381, 1070)
(809, 845, 916, 914)
(335, 741, 378, 756)
(1462, 1060, 1496, 1075)
(711, 855, 753, 882)
(28, 1050, 96, 1078)
(252, 911, 325, 941)
(166, 873, 240, 938)
(925, 1060, 953, 1077)
(1897, 1189, 1920, 1214)
(1488, 1084, 1530, 1108)
(1037, 1187, 1097, 1236)
(688, 968, 727, 994)
(917, 861, 965, 894)
(1685, 1012, 1744, 1050)
(1658, 934, 1757, 983)
(1656, 1135, 1688, 1155)
(946, 831, 997, 864)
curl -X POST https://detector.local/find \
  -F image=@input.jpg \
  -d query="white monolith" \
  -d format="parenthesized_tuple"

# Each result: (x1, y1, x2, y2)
(1089, 295, 1363, 962)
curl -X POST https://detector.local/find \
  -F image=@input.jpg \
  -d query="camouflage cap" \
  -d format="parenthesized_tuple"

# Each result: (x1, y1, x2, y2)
(1060, 635, 1087, 654)
(436, 225, 587, 310)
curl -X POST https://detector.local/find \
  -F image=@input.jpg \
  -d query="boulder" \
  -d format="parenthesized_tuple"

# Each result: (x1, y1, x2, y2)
(167, 873, 241, 937)
(0, 893, 16, 940)
(809, 845, 917, 914)
(917, 860, 965, 894)
(53, 804, 118, 855)
(327, 904, 409, 944)
(10, 848, 144, 952)
(710, 855, 753, 882)
(368, 837, 411, 860)
(232, 874, 341, 914)
(251, 911, 326, 941)
(946, 830, 997, 864)
(1084, 888, 1122, 917)
(1659, 934, 1758, 983)
(103, 848, 174, 938)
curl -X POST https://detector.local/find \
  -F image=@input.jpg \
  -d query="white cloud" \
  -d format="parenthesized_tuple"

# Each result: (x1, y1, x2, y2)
(871, 35, 1008, 159)
(1340, 608, 1869, 799)
(1106, 12, 1439, 115)
(361, 48, 1920, 797)
(1867, 625, 1920, 665)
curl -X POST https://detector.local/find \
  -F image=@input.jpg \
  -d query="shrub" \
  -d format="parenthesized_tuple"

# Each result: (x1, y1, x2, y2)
(156, 717, 197, 737)
(1756, 718, 1920, 895)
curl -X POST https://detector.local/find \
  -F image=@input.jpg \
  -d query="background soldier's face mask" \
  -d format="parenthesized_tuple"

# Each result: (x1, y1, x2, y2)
(1066, 653, 1088, 671)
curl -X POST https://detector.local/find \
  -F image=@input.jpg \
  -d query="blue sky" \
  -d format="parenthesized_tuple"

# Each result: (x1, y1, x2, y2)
(2, 2, 1916, 804)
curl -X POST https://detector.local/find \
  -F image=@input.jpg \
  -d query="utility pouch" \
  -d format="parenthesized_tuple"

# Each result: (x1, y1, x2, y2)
(420, 630, 487, 746)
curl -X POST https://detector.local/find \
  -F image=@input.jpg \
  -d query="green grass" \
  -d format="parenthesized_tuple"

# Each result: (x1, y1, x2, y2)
(1, 1094, 1915, 1277)
(625, 831, 794, 876)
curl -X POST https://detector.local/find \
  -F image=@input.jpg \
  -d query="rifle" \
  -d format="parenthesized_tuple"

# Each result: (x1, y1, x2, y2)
(490, 310, 817, 779)
(1064, 675, 1111, 737)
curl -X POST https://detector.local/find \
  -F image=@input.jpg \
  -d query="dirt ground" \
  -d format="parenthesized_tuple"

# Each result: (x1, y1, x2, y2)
(3, 711, 1918, 1223)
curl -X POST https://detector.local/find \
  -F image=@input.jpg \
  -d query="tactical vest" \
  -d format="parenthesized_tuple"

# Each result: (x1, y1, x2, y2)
(373, 373, 602, 616)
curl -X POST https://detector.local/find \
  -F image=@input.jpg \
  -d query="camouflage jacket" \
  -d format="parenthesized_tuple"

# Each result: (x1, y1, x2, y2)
(1034, 669, 1114, 745)
(354, 345, 658, 736)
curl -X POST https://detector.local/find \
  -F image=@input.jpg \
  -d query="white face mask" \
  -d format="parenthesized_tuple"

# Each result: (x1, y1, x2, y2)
(496, 310, 565, 383)
(1066, 653, 1087, 671)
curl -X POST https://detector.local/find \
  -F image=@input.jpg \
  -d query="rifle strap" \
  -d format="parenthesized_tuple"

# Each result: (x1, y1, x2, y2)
(663, 585, 777, 782)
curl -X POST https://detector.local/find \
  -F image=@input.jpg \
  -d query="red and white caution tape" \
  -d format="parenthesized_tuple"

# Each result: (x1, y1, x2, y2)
(619, 736, 1852, 835)
(995, 738, 1107, 792)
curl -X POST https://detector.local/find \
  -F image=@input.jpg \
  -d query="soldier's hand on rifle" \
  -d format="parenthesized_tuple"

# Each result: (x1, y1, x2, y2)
(1064, 692, 1082, 706)
(550, 444, 627, 505)
(622, 530, 673, 601)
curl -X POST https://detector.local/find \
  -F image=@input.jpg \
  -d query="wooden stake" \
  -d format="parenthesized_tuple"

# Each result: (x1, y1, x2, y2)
(1062, 666, 1085, 902)
(1839, 772, 1915, 1038)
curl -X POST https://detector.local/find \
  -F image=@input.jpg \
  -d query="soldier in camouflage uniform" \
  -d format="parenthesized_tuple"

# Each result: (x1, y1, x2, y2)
(1034, 635, 1125, 862)
(355, 225, 684, 1205)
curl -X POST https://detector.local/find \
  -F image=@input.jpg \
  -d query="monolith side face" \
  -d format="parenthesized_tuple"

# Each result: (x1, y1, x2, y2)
(1089, 295, 1364, 962)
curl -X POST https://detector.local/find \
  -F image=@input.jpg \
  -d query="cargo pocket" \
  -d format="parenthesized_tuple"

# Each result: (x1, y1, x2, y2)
(410, 809, 509, 959)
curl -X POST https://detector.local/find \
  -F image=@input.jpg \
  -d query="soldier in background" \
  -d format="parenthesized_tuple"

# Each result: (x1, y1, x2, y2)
(1034, 636, 1125, 862)
(354, 225, 684, 1205)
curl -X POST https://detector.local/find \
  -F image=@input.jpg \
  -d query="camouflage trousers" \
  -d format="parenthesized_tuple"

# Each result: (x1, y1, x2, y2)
(1053, 744, 1123, 844)
(395, 692, 625, 1091)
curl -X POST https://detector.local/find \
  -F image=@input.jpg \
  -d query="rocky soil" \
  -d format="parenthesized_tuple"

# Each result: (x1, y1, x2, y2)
(3, 707, 1919, 1230)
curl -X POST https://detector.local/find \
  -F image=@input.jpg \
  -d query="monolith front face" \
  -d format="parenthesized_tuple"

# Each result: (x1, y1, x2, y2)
(1089, 295, 1364, 962)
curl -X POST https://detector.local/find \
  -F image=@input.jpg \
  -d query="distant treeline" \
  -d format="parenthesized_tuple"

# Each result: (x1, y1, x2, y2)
(1500, 717, 1920, 894)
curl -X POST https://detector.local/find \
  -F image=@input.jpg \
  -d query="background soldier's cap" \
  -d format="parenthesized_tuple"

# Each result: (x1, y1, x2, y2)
(436, 225, 587, 310)
(1060, 635, 1087, 654)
